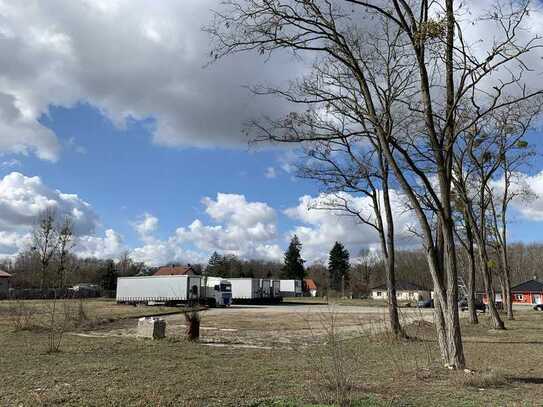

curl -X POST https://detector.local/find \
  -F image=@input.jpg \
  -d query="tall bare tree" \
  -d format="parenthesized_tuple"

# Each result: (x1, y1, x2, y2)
(33, 208, 59, 290)
(56, 217, 75, 289)
(209, 0, 543, 368)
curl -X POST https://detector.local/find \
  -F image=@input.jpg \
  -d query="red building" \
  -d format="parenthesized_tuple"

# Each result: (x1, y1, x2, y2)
(510, 279, 543, 305)
(482, 279, 543, 305)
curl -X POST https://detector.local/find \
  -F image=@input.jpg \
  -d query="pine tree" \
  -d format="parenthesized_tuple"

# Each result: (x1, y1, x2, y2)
(282, 235, 305, 279)
(328, 242, 350, 292)
(99, 260, 117, 291)
(206, 251, 225, 277)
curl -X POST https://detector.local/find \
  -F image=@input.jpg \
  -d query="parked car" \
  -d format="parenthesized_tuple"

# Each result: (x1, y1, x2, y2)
(416, 299, 434, 308)
(533, 304, 543, 311)
(458, 298, 486, 313)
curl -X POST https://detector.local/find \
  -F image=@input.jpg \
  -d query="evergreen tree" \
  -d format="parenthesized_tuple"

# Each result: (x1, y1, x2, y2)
(282, 235, 305, 279)
(206, 251, 225, 277)
(99, 260, 117, 291)
(328, 242, 350, 292)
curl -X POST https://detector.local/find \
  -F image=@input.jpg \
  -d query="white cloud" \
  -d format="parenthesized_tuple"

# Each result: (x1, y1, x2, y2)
(0, 171, 101, 257)
(495, 171, 543, 221)
(0, 0, 301, 161)
(75, 229, 125, 260)
(128, 193, 283, 266)
(1, 158, 21, 168)
(265, 166, 277, 179)
(0, 172, 98, 235)
(132, 213, 159, 242)
(284, 192, 418, 263)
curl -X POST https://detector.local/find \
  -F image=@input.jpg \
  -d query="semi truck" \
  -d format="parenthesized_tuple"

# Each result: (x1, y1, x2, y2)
(116, 275, 232, 307)
(228, 278, 283, 304)
(279, 279, 303, 297)
(229, 278, 260, 303)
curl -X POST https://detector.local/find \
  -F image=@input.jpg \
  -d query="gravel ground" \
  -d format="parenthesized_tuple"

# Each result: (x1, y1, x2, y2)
(75, 303, 436, 348)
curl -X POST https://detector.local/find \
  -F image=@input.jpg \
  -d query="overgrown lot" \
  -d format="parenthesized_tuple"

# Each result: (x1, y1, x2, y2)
(2, 300, 543, 406)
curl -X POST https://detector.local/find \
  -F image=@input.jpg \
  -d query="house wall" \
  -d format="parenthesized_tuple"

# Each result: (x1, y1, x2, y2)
(512, 292, 542, 304)
(482, 292, 543, 305)
(371, 289, 430, 301)
(0, 278, 9, 296)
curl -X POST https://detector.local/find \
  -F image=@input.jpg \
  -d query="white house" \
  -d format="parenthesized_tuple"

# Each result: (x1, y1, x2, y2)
(371, 280, 431, 301)
(0, 270, 12, 297)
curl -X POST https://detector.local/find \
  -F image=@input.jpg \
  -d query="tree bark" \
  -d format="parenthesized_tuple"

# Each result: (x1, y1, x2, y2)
(464, 212, 478, 324)
(479, 249, 505, 330)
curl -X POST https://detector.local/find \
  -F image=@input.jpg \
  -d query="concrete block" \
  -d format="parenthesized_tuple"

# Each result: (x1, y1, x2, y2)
(137, 317, 166, 339)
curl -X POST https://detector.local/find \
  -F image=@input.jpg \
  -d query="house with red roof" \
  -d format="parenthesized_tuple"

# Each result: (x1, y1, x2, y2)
(153, 265, 196, 277)
(481, 279, 543, 306)
(303, 279, 317, 297)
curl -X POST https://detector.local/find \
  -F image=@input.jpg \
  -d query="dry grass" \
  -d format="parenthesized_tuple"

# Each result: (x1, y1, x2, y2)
(2, 301, 543, 406)
(454, 369, 510, 389)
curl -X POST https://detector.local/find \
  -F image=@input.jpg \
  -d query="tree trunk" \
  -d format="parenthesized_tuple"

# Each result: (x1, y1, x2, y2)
(381, 157, 405, 338)
(466, 251, 478, 324)
(479, 252, 505, 330)
(185, 311, 200, 341)
(384, 254, 403, 337)
(442, 221, 466, 369)
(500, 249, 514, 320)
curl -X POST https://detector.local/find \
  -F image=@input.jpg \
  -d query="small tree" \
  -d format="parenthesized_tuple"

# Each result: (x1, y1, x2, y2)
(99, 260, 117, 291)
(33, 209, 59, 289)
(282, 235, 305, 280)
(328, 242, 350, 293)
(56, 217, 74, 288)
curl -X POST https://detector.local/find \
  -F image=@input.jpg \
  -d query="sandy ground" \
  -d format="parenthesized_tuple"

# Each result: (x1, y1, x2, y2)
(75, 304, 436, 348)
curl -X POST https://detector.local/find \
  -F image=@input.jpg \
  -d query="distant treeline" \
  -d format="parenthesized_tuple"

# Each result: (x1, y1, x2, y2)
(2, 242, 542, 294)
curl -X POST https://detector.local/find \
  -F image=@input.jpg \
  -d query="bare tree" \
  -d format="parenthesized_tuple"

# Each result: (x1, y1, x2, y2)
(33, 208, 59, 290)
(296, 134, 406, 337)
(209, 0, 543, 368)
(487, 112, 538, 320)
(56, 217, 75, 289)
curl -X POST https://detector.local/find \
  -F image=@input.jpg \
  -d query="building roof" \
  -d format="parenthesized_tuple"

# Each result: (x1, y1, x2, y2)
(511, 279, 543, 293)
(372, 280, 428, 291)
(153, 265, 195, 276)
(0, 270, 11, 278)
(304, 279, 317, 290)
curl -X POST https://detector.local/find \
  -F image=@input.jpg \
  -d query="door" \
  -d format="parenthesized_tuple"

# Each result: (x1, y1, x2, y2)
(533, 294, 541, 305)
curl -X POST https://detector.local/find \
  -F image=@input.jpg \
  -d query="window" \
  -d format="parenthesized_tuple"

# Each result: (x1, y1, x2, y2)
(376, 291, 382, 297)
(514, 294, 524, 301)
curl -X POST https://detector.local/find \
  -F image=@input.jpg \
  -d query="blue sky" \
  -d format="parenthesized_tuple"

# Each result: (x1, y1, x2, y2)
(1, 1, 543, 266)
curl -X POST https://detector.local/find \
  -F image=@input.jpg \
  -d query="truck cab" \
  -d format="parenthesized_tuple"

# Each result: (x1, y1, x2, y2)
(205, 277, 232, 307)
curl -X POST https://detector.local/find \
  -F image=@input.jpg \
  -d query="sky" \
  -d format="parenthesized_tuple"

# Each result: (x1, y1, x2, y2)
(1, 0, 543, 266)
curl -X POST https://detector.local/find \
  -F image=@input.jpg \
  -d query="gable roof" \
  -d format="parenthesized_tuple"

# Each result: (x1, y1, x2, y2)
(154, 265, 194, 276)
(304, 279, 317, 290)
(511, 279, 543, 293)
(0, 270, 11, 278)
(372, 280, 428, 291)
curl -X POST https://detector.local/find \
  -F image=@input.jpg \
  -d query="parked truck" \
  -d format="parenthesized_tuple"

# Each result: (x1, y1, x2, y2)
(116, 275, 232, 307)
(229, 278, 260, 303)
(279, 279, 303, 297)
(229, 278, 282, 304)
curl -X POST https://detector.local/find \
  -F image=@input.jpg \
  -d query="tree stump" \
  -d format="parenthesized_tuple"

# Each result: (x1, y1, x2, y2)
(185, 311, 200, 341)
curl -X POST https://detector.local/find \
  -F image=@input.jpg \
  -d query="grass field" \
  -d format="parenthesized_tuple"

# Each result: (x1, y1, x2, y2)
(2, 299, 543, 406)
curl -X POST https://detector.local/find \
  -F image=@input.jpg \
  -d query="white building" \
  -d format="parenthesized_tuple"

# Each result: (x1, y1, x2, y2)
(371, 280, 431, 301)
(0, 270, 12, 297)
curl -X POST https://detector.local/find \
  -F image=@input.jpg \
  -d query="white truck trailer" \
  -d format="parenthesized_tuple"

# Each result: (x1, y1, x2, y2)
(271, 280, 281, 299)
(229, 278, 260, 303)
(116, 275, 232, 307)
(280, 279, 303, 297)
(259, 279, 272, 298)
(229, 278, 283, 304)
